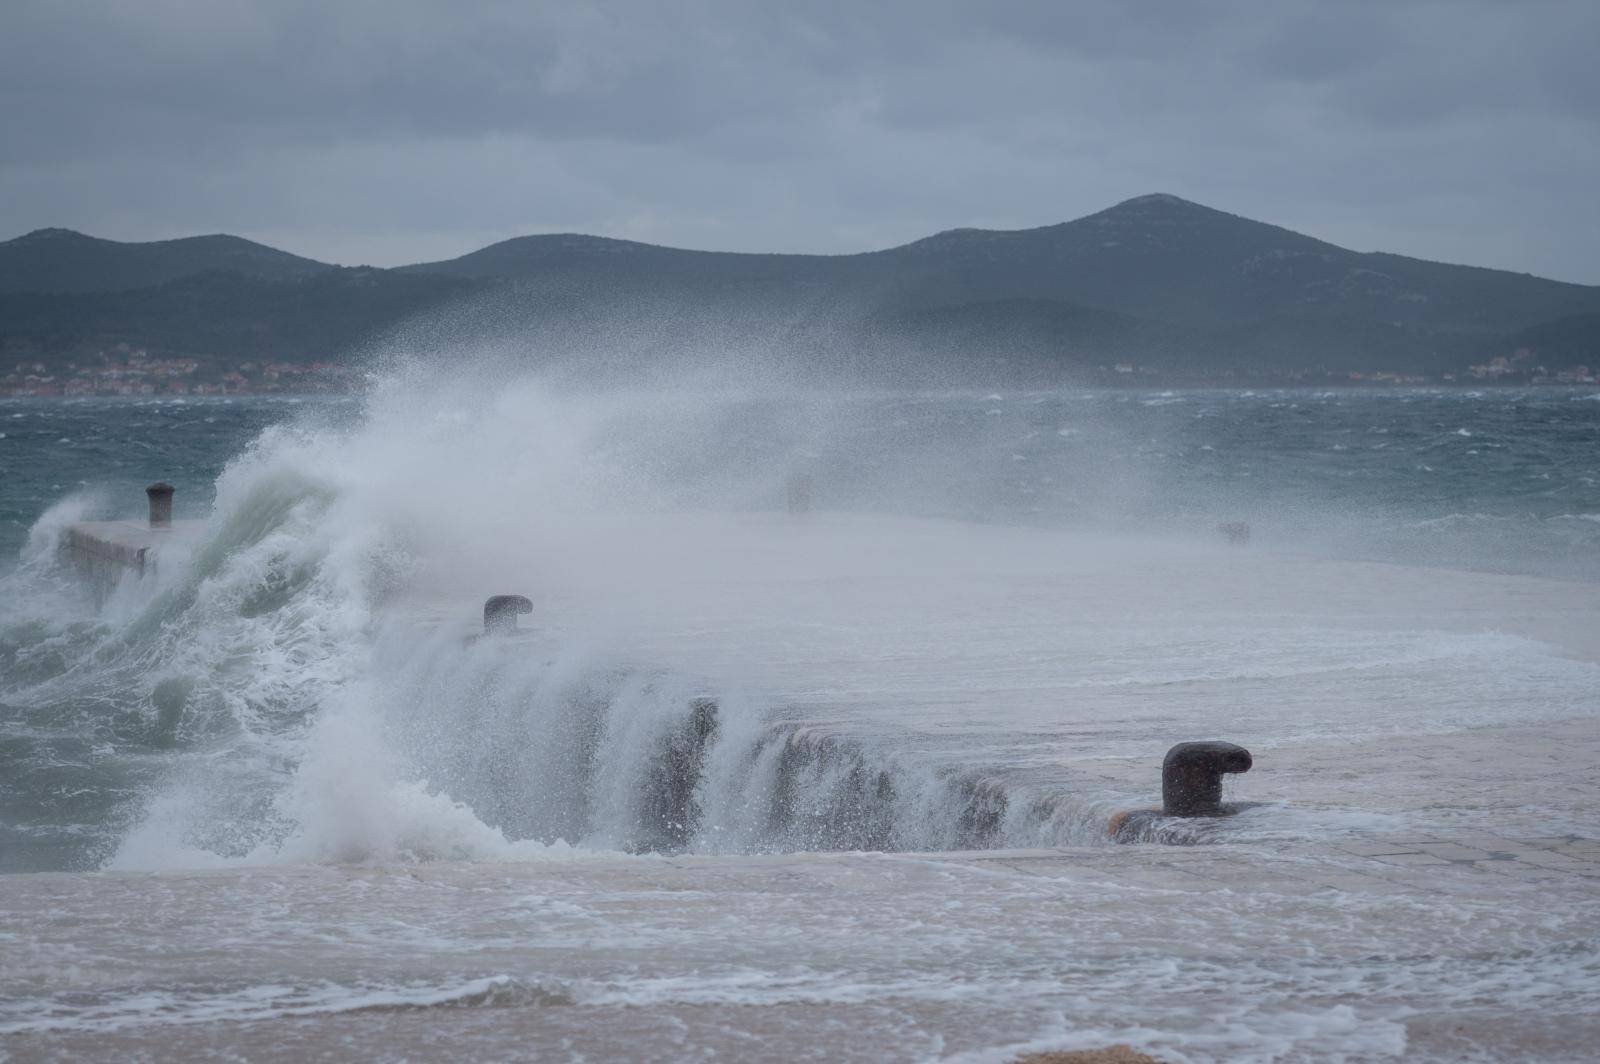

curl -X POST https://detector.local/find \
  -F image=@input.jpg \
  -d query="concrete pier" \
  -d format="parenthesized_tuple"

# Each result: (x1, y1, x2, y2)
(63, 483, 201, 597)
(64, 520, 202, 596)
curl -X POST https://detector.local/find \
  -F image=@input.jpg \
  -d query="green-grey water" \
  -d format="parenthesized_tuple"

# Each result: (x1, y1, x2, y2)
(2, 386, 1598, 875)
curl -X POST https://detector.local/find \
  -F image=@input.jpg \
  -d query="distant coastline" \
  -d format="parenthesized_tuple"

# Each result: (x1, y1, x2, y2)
(4, 196, 1597, 389)
(2, 347, 359, 397)
(3, 346, 1593, 398)
(6, 358, 1593, 396)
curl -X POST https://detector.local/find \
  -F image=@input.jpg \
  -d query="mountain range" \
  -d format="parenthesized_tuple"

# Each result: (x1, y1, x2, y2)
(3, 195, 1597, 385)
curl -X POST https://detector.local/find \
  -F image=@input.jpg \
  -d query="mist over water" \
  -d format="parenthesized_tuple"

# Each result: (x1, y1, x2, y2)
(2, 375, 1598, 873)
(7, 383, 1598, 576)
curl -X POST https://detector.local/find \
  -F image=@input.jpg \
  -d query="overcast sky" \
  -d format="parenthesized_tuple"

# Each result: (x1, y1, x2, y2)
(2, 0, 1596, 281)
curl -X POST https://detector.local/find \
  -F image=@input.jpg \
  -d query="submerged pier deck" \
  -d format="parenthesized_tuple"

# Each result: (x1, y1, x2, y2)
(394, 511, 1600, 843)
(4, 828, 1596, 1061)
(25, 505, 1600, 1059)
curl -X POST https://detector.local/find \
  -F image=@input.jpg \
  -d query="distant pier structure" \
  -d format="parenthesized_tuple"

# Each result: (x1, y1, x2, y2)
(786, 474, 814, 515)
(64, 483, 201, 597)
(1217, 520, 1251, 546)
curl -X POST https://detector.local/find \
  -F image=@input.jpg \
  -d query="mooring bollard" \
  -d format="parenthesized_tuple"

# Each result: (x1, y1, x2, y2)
(482, 594, 533, 634)
(786, 474, 813, 515)
(1162, 740, 1252, 816)
(1107, 739, 1254, 841)
(1217, 520, 1250, 546)
(146, 482, 175, 529)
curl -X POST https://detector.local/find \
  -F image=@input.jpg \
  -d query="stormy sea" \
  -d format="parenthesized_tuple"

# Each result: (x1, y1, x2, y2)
(2, 379, 1598, 1061)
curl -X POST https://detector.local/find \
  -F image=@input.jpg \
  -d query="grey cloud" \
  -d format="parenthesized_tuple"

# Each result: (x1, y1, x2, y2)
(0, 0, 1596, 280)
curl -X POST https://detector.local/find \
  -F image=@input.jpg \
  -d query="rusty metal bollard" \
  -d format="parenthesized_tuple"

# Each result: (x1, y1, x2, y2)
(1107, 740, 1255, 841)
(482, 594, 533, 634)
(1162, 740, 1253, 816)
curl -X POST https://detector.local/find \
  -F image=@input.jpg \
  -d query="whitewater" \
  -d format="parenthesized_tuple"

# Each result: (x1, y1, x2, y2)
(1, 376, 1597, 1061)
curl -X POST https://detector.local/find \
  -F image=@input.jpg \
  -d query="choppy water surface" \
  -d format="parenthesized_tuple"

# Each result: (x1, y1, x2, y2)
(4, 387, 1599, 572)
(1, 385, 1597, 874)
(2, 382, 1598, 1061)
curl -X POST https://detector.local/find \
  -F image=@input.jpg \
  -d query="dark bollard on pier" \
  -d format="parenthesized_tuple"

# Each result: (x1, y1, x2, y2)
(482, 594, 533, 634)
(1108, 739, 1255, 842)
(1162, 740, 1252, 816)
(146, 482, 175, 529)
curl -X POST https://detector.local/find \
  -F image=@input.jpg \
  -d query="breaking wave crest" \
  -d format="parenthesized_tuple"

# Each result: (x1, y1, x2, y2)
(3, 376, 1120, 872)
(9, 375, 1595, 872)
